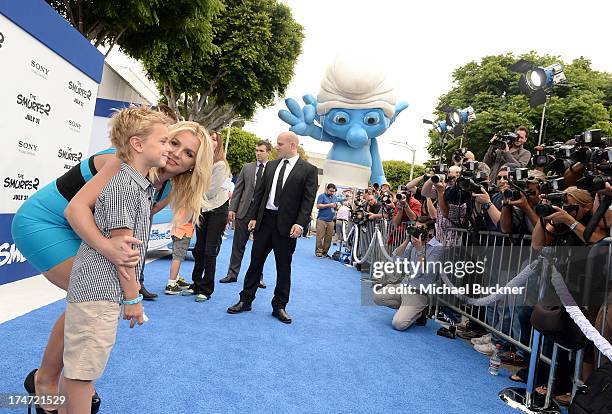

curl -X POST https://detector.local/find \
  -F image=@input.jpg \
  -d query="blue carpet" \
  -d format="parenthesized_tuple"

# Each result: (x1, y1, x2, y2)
(0, 233, 520, 413)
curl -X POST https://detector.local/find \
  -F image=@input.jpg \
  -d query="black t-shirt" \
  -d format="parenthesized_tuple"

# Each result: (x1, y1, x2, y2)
(367, 202, 382, 214)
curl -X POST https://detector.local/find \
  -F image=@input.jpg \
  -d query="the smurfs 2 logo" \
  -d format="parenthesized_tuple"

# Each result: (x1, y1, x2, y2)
(58, 147, 83, 169)
(0, 31, 5, 49)
(17, 93, 51, 125)
(69, 80, 92, 107)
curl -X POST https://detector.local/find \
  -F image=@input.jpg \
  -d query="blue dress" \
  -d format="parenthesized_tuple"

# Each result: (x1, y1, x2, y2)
(11, 148, 171, 272)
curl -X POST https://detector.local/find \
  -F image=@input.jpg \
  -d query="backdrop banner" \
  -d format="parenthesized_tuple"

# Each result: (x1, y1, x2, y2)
(0, 0, 103, 283)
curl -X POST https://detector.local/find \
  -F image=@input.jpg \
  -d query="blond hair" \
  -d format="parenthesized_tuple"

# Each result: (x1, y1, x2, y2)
(564, 186, 593, 207)
(150, 122, 213, 227)
(109, 107, 171, 162)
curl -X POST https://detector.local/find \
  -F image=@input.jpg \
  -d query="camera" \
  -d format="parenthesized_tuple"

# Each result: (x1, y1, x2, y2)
(534, 192, 579, 217)
(576, 172, 612, 192)
(575, 129, 602, 147)
(539, 177, 566, 194)
(457, 176, 484, 194)
(406, 225, 429, 240)
(491, 131, 519, 150)
(380, 191, 393, 205)
(452, 147, 468, 163)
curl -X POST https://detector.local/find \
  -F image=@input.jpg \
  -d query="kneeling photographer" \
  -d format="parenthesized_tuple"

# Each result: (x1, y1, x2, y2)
(483, 126, 532, 179)
(372, 217, 442, 331)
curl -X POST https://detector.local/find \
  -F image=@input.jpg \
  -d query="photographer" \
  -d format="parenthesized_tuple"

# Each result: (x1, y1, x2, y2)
(366, 194, 385, 221)
(392, 186, 421, 228)
(500, 169, 545, 237)
(532, 186, 606, 249)
(472, 167, 510, 231)
(483, 126, 532, 179)
(422, 166, 470, 245)
(373, 217, 442, 330)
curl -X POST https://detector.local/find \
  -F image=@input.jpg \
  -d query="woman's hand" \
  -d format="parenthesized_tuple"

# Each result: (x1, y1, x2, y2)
(102, 236, 142, 268)
(544, 206, 575, 226)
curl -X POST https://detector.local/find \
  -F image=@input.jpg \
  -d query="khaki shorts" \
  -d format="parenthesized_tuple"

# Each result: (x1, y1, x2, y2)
(63, 301, 121, 381)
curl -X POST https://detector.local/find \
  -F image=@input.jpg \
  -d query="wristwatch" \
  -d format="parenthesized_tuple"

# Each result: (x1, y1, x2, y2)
(481, 202, 491, 211)
(569, 221, 579, 231)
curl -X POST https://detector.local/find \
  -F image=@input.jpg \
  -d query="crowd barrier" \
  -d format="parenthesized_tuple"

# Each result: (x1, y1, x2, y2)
(342, 218, 612, 412)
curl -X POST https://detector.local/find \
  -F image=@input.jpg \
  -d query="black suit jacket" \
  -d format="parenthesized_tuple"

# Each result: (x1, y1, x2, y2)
(247, 157, 318, 236)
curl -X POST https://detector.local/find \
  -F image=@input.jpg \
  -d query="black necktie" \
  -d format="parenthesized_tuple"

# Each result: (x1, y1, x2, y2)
(273, 160, 289, 207)
(255, 163, 264, 185)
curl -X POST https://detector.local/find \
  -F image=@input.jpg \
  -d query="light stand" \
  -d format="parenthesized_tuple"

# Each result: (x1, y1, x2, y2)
(537, 95, 550, 146)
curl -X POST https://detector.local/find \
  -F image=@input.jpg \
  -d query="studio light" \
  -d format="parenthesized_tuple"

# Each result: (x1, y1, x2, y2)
(511, 59, 567, 107)
(448, 106, 476, 127)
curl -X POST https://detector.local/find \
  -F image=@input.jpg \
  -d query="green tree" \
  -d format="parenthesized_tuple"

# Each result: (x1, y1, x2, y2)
(427, 53, 612, 163)
(142, 0, 304, 130)
(218, 128, 260, 175)
(46, 0, 221, 57)
(382, 161, 427, 189)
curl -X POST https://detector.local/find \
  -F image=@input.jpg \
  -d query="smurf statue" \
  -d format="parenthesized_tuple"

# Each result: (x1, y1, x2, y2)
(279, 55, 408, 187)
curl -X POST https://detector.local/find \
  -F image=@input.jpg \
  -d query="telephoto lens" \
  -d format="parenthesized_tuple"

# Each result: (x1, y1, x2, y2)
(503, 188, 521, 200)
(430, 174, 446, 184)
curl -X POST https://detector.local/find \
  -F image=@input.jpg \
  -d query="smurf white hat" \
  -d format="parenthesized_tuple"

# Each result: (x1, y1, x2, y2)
(316, 55, 396, 118)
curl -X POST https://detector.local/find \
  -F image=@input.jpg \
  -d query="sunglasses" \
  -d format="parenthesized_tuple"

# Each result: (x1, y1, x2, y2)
(496, 175, 508, 180)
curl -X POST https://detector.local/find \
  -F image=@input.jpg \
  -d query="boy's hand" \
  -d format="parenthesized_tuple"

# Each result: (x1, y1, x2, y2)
(123, 302, 144, 328)
(104, 236, 141, 267)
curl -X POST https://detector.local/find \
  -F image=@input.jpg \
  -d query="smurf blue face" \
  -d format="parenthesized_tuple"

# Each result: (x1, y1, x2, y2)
(322, 108, 389, 146)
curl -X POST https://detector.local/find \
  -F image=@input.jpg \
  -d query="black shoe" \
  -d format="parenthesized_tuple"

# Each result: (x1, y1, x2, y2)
(24, 369, 101, 414)
(220, 275, 237, 283)
(272, 308, 292, 324)
(139, 284, 158, 301)
(415, 308, 428, 326)
(227, 301, 252, 314)
(259, 280, 267, 289)
(24, 369, 58, 414)
(91, 391, 101, 414)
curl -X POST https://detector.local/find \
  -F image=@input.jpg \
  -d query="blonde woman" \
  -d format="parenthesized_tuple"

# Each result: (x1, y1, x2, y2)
(183, 130, 232, 302)
(13, 112, 213, 413)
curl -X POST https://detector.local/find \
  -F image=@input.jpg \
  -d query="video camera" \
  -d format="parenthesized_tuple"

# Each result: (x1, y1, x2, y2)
(491, 131, 519, 151)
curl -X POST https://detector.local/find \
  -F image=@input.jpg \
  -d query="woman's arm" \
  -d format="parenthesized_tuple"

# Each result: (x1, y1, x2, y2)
(151, 195, 170, 216)
(64, 155, 141, 268)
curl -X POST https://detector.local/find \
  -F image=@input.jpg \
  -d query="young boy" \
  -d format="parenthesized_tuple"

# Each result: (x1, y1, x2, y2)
(165, 210, 194, 294)
(59, 107, 170, 413)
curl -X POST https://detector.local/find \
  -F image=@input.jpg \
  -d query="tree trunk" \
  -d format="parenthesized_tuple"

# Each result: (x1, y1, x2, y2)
(62, 0, 77, 29)
(77, 0, 84, 34)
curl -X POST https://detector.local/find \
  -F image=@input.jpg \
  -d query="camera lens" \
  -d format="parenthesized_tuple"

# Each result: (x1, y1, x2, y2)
(534, 204, 554, 217)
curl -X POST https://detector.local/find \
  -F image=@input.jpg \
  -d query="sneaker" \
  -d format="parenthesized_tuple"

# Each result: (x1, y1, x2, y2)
(165, 284, 182, 295)
(176, 276, 190, 290)
(456, 330, 483, 340)
(195, 293, 209, 302)
(470, 333, 492, 346)
(474, 342, 496, 355)
(181, 285, 195, 296)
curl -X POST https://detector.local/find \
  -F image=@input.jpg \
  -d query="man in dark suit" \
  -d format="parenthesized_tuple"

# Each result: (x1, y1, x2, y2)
(220, 140, 271, 288)
(227, 131, 318, 323)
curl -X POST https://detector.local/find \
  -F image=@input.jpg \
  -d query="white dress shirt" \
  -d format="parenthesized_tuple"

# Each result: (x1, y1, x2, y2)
(266, 154, 299, 211)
